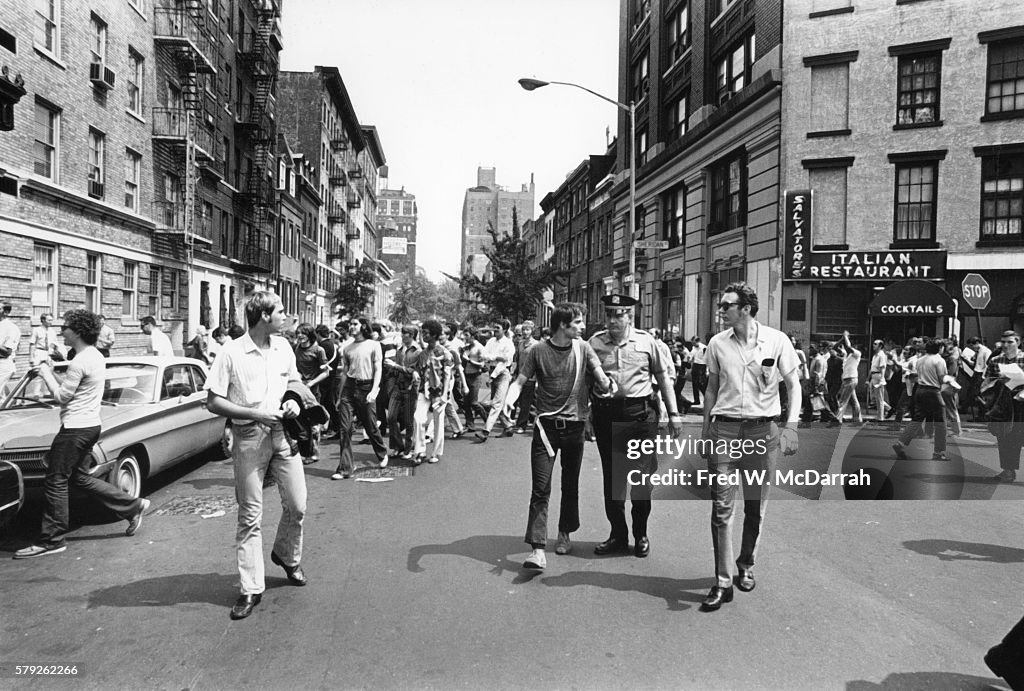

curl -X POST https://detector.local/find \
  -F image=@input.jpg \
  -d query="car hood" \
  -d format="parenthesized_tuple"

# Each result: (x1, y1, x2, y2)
(0, 405, 144, 450)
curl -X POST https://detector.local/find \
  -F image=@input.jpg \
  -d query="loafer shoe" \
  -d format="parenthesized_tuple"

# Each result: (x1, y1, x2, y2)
(985, 644, 1024, 691)
(554, 532, 572, 555)
(892, 442, 907, 460)
(125, 498, 151, 537)
(700, 585, 734, 611)
(523, 549, 546, 570)
(473, 431, 489, 443)
(271, 551, 308, 586)
(932, 451, 948, 461)
(736, 570, 756, 592)
(13, 544, 67, 559)
(594, 537, 630, 555)
(994, 469, 1017, 483)
(634, 536, 650, 558)
(230, 593, 262, 620)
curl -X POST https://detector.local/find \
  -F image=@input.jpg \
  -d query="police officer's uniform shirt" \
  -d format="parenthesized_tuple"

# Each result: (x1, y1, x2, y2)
(706, 321, 799, 418)
(588, 327, 665, 398)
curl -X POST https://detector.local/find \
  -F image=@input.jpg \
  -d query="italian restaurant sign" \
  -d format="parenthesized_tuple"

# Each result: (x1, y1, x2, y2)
(783, 190, 946, 281)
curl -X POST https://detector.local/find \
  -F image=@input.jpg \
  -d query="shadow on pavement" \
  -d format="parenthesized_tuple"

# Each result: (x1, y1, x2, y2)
(539, 571, 712, 611)
(847, 672, 1001, 690)
(902, 539, 1024, 563)
(85, 571, 238, 609)
(408, 535, 532, 576)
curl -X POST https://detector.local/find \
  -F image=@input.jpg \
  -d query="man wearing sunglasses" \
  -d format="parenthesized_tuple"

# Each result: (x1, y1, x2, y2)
(700, 282, 801, 611)
(588, 293, 684, 559)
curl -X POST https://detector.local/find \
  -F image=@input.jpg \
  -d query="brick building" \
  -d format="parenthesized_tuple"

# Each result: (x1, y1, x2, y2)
(377, 187, 418, 277)
(460, 167, 535, 281)
(780, 0, 1024, 346)
(613, 0, 784, 338)
(0, 0, 172, 359)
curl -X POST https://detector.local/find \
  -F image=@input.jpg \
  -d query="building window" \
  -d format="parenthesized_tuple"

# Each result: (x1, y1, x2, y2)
(897, 53, 940, 125)
(34, 0, 60, 56)
(635, 126, 648, 165)
(808, 166, 849, 246)
(33, 100, 59, 180)
(124, 148, 141, 211)
(88, 128, 105, 199)
(666, 1, 689, 63)
(90, 13, 107, 65)
(631, 0, 650, 31)
(166, 269, 179, 312)
(666, 92, 688, 141)
(32, 243, 57, 319)
(716, 34, 755, 106)
(632, 53, 649, 103)
(122, 261, 137, 319)
(148, 266, 161, 318)
(663, 184, 685, 249)
(894, 162, 938, 242)
(981, 152, 1024, 240)
(127, 49, 144, 115)
(709, 149, 748, 235)
(986, 39, 1024, 117)
(85, 253, 101, 313)
(403, 201, 414, 215)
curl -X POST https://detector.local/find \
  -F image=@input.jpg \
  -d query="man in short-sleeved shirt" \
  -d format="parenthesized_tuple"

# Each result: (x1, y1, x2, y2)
(0, 302, 21, 395)
(205, 292, 307, 620)
(700, 282, 800, 611)
(141, 316, 174, 357)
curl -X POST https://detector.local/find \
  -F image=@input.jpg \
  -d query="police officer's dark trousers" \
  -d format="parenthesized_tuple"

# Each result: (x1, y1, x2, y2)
(592, 397, 657, 542)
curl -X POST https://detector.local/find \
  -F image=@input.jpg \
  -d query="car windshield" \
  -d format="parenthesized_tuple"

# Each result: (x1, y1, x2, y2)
(103, 365, 158, 404)
(0, 363, 159, 410)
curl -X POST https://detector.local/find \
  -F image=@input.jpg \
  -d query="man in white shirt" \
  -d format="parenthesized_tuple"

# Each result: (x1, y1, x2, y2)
(834, 331, 863, 425)
(690, 335, 708, 406)
(15, 310, 149, 559)
(475, 319, 516, 441)
(700, 282, 800, 611)
(0, 302, 21, 396)
(141, 316, 175, 357)
(30, 313, 65, 365)
(205, 292, 308, 620)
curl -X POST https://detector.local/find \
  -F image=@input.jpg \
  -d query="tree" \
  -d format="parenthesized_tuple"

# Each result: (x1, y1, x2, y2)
(332, 263, 377, 319)
(389, 272, 437, 324)
(446, 207, 566, 324)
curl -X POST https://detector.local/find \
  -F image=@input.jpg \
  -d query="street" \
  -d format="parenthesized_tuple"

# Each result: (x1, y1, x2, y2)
(1, 420, 1022, 690)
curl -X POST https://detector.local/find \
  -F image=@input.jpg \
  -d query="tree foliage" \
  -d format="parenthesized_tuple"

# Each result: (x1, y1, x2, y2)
(446, 207, 565, 324)
(332, 263, 377, 319)
(389, 272, 435, 324)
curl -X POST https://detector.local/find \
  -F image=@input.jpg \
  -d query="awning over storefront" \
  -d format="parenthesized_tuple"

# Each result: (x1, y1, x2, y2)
(868, 279, 956, 317)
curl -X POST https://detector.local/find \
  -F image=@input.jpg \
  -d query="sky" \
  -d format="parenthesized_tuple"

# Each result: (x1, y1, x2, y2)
(280, 0, 620, 281)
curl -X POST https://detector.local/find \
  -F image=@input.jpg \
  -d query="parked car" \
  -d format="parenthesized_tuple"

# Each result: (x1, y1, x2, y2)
(0, 459, 23, 530)
(0, 356, 225, 499)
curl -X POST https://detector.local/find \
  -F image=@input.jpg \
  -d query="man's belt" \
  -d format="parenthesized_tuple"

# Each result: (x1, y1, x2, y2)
(713, 415, 774, 425)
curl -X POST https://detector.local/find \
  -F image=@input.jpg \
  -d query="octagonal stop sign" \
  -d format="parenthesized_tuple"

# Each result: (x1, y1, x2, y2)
(962, 273, 991, 310)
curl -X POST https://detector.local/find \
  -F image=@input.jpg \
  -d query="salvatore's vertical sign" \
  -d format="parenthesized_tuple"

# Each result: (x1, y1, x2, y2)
(784, 189, 811, 280)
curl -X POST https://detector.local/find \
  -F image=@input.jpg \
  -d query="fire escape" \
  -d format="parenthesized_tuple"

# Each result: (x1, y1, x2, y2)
(151, 0, 220, 259)
(232, 0, 280, 274)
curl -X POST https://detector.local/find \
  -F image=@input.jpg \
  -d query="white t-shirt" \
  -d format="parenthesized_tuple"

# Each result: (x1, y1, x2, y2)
(55, 346, 105, 428)
(842, 349, 861, 380)
(0, 318, 20, 373)
(149, 329, 175, 357)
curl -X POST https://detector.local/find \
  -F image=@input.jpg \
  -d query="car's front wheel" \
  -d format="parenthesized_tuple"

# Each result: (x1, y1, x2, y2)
(110, 454, 142, 500)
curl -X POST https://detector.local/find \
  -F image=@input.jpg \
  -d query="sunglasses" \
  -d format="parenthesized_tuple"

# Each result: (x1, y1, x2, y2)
(717, 301, 741, 311)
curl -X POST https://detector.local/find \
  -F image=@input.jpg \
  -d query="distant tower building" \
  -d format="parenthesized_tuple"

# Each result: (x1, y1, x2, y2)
(377, 187, 418, 276)
(461, 167, 534, 280)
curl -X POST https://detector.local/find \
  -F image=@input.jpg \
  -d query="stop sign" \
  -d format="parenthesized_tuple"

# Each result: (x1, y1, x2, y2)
(962, 273, 991, 310)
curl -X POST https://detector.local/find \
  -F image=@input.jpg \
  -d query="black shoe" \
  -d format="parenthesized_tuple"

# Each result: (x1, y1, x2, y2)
(230, 593, 262, 620)
(634, 536, 650, 558)
(594, 537, 630, 555)
(892, 442, 907, 460)
(826, 420, 841, 428)
(736, 569, 756, 592)
(700, 586, 734, 611)
(473, 430, 489, 444)
(986, 644, 1024, 691)
(270, 551, 308, 586)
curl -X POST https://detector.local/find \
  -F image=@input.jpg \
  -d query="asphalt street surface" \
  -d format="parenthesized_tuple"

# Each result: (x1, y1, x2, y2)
(1, 418, 1022, 690)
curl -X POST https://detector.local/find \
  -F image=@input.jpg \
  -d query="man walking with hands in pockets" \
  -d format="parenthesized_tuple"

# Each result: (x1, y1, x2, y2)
(205, 291, 308, 621)
(700, 282, 801, 611)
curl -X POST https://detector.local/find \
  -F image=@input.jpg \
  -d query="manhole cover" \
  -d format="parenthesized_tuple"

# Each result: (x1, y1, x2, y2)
(156, 495, 236, 516)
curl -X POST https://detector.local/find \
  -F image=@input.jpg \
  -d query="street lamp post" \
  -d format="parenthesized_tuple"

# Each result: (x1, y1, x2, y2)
(518, 78, 638, 302)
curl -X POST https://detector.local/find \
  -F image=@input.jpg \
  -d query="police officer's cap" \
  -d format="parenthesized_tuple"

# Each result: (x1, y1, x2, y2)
(601, 294, 637, 309)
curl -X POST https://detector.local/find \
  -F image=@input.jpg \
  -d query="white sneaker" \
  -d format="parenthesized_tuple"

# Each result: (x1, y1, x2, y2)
(125, 498, 151, 536)
(379, 455, 389, 469)
(330, 472, 345, 480)
(14, 544, 67, 559)
(524, 549, 546, 570)
(427, 455, 439, 464)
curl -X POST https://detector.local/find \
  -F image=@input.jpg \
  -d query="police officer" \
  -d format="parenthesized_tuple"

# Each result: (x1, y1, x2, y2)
(588, 294, 684, 557)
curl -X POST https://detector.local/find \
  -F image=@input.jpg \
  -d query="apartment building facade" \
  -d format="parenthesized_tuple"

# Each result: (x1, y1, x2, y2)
(377, 186, 418, 277)
(461, 167, 535, 281)
(781, 0, 1024, 346)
